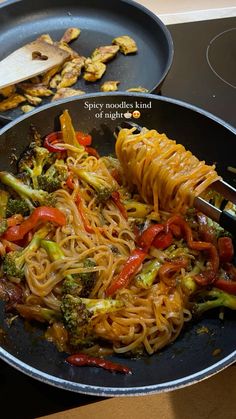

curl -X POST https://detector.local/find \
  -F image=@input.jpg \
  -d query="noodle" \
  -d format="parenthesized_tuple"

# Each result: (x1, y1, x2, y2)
(1, 116, 232, 359)
(116, 127, 221, 214)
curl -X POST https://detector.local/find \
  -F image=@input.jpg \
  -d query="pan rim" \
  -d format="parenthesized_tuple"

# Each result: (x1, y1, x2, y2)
(0, 0, 174, 95)
(0, 345, 236, 396)
(0, 91, 236, 395)
(0, 92, 235, 136)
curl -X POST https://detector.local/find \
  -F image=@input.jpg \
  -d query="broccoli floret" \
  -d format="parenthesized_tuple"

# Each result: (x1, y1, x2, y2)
(38, 159, 68, 193)
(72, 168, 116, 203)
(61, 294, 123, 346)
(0, 171, 55, 207)
(41, 239, 96, 297)
(15, 304, 61, 323)
(3, 226, 50, 279)
(192, 288, 236, 315)
(6, 198, 30, 217)
(135, 258, 161, 289)
(0, 189, 9, 218)
(0, 219, 8, 236)
(18, 145, 51, 189)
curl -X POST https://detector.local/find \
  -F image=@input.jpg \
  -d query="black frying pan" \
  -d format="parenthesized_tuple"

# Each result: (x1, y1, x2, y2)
(0, 92, 236, 396)
(0, 0, 173, 120)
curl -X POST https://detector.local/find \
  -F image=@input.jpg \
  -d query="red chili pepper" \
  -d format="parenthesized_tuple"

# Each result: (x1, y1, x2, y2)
(75, 193, 94, 234)
(76, 132, 92, 146)
(137, 224, 164, 252)
(218, 237, 234, 263)
(66, 353, 132, 374)
(106, 248, 146, 296)
(111, 191, 128, 220)
(214, 278, 236, 295)
(85, 146, 100, 159)
(3, 207, 66, 242)
(44, 132, 66, 153)
(152, 231, 173, 250)
(158, 257, 189, 287)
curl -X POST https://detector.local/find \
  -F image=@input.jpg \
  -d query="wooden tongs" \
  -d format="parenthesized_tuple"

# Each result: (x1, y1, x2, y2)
(0, 40, 69, 90)
(115, 121, 236, 236)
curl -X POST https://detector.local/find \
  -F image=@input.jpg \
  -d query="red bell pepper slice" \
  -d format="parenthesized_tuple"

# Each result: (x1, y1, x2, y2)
(152, 231, 173, 249)
(75, 193, 94, 234)
(76, 132, 92, 146)
(106, 248, 147, 296)
(44, 132, 66, 153)
(214, 278, 236, 295)
(3, 206, 66, 242)
(111, 191, 128, 220)
(85, 146, 100, 159)
(218, 237, 234, 263)
(66, 353, 132, 374)
(137, 224, 164, 252)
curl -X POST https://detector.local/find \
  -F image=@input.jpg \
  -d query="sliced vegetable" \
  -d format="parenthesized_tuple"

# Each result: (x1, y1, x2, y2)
(76, 131, 92, 146)
(66, 353, 132, 374)
(218, 237, 234, 263)
(85, 146, 100, 159)
(44, 131, 66, 153)
(60, 109, 84, 155)
(106, 248, 146, 296)
(214, 278, 236, 295)
(152, 231, 173, 250)
(4, 206, 66, 241)
(137, 223, 164, 252)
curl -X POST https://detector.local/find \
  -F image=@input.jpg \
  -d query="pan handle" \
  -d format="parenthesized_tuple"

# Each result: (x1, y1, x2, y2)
(0, 115, 13, 128)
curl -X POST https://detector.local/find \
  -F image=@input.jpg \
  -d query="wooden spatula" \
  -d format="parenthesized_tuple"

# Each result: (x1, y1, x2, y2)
(0, 40, 70, 89)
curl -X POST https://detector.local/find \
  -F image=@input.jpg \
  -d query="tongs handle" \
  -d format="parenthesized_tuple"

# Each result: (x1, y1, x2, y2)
(115, 121, 236, 236)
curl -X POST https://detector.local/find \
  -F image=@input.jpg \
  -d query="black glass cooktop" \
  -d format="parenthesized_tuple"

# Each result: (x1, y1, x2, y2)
(0, 16, 236, 419)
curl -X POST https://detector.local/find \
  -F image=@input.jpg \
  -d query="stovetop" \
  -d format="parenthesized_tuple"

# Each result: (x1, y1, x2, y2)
(0, 16, 236, 419)
(162, 16, 236, 128)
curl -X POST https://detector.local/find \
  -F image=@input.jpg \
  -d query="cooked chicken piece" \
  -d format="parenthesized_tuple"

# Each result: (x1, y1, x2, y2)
(50, 74, 62, 89)
(83, 58, 106, 82)
(36, 34, 54, 44)
(56, 41, 79, 59)
(57, 56, 85, 89)
(126, 86, 149, 92)
(0, 94, 26, 112)
(21, 105, 35, 113)
(0, 85, 16, 98)
(42, 64, 64, 86)
(29, 76, 42, 84)
(112, 35, 137, 55)
(19, 83, 53, 97)
(52, 87, 85, 102)
(24, 94, 42, 106)
(91, 45, 119, 63)
(100, 80, 120, 92)
(60, 28, 81, 43)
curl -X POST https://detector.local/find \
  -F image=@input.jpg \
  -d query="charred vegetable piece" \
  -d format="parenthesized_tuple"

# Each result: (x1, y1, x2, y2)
(91, 45, 119, 63)
(112, 35, 137, 55)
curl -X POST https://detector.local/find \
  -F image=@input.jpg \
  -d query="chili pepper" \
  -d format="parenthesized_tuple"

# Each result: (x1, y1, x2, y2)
(214, 278, 236, 295)
(85, 146, 100, 159)
(137, 223, 164, 252)
(76, 131, 92, 146)
(66, 353, 132, 374)
(106, 248, 147, 296)
(44, 131, 66, 153)
(66, 173, 75, 190)
(152, 231, 173, 249)
(111, 191, 128, 220)
(3, 206, 66, 242)
(218, 237, 234, 263)
(75, 193, 94, 234)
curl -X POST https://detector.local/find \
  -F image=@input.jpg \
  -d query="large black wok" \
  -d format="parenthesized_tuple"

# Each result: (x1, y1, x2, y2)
(0, 93, 236, 396)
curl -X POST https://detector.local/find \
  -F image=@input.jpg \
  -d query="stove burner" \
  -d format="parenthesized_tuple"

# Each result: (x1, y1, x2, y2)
(206, 28, 236, 89)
